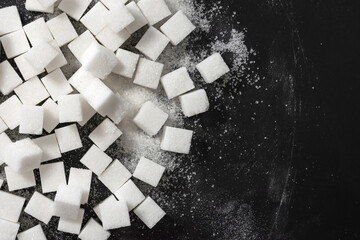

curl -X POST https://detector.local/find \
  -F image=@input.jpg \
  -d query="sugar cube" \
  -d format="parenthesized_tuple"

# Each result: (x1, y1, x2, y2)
(19, 105, 44, 135)
(47, 13, 78, 47)
(68, 67, 96, 93)
(0, 6, 22, 36)
(55, 124, 83, 153)
(58, 208, 84, 234)
(80, 2, 108, 35)
(0, 219, 19, 240)
(0, 133, 11, 165)
(14, 77, 49, 105)
(17, 225, 46, 240)
(33, 134, 62, 162)
(58, 94, 84, 123)
(126, 1, 148, 34)
(68, 30, 97, 63)
(78, 218, 111, 240)
(0, 60, 23, 95)
(53, 184, 83, 220)
(133, 196, 165, 229)
(41, 69, 73, 101)
(0, 118, 7, 134)
(24, 191, 54, 224)
(99, 160, 132, 193)
(160, 126, 193, 154)
(0, 95, 22, 129)
(25, 0, 55, 14)
(114, 180, 145, 211)
(104, 3, 134, 33)
(23, 40, 59, 72)
(45, 40, 68, 73)
(113, 48, 139, 78)
(42, 98, 59, 133)
(68, 168, 92, 204)
(37, 0, 56, 9)
(5, 166, 36, 191)
(14, 54, 45, 81)
(137, 0, 171, 25)
(0, 191, 25, 222)
(58, 0, 92, 21)
(100, 0, 128, 9)
(133, 157, 165, 187)
(161, 67, 195, 99)
(39, 161, 67, 193)
(78, 98, 96, 127)
(196, 53, 230, 83)
(96, 27, 130, 52)
(80, 145, 112, 176)
(100, 198, 130, 230)
(135, 27, 170, 61)
(93, 195, 117, 221)
(0, 29, 30, 58)
(89, 118, 122, 151)
(133, 58, 164, 89)
(23, 17, 53, 46)
(179, 89, 210, 117)
(160, 11, 195, 45)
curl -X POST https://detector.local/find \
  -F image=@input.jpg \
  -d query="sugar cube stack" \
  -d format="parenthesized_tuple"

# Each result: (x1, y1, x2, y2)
(104, 3, 134, 33)
(39, 161, 67, 193)
(68, 168, 92, 204)
(133, 196, 166, 229)
(58, 94, 84, 123)
(179, 89, 210, 117)
(24, 191, 54, 224)
(137, 0, 171, 25)
(17, 225, 47, 240)
(58, 0, 92, 21)
(0, 190, 25, 222)
(53, 184, 83, 220)
(58, 208, 85, 234)
(55, 124, 83, 153)
(115, 180, 145, 211)
(0, 218, 20, 240)
(98, 159, 132, 193)
(100, 197, 130, 230)
(126, 1, 148, 34)
(19, 105, 44, 135)
(0, 29, 30, 59)
(196, 53, 230, 83)
(161, 67, 195, 99)
(80, 2, 108, 35)
(0, 60, 23, 95)
(89, 118, 122, 151)
(46, 13, 78, 47)
(23, 40, 59, 72)
(80, 145, 112, 176)
(78, 218, 111, 240)
(23, 17, 54, 46)
(5, 166, 36, 191)
(0, 6, 22, 36)
(0, 95, 22, 129)
(133, 58, 164, 89)
(133, 157, 165, 187)
(14, 77, 50, 105)
(160, 126, 194, 154)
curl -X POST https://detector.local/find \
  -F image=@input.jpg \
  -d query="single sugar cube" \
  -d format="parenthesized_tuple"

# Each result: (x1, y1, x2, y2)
(17, 225, 46, 240)
(80, 145, 112, 176)
(100, 198, 130, 230)
(100, 0, 128, 9)
(46, 13, 78, 47)
(114, 180, 145, 211)
(58, 94, 84, 123)
(42, 98, 59, 133)
(196, 53, 230, 83)
(0, 133, 12, 166)
(161, 67, 195, 99)
(14, 77, 50, 105)
(160, 10, 196, 45)
(93, 195, 117, 221)
(55, 124, 83, 153)
(25, 0, 55, 14)
(98, 159, 132, 193)
(53, 184, 83, 220)
(68, 168, 92, 204)
(68, 30, 97, 63)
(41, 69, 73, 101)
(135, 26, 170, 61)
(46, 40, 68, 73)
(37, 0, 56, 9)
(96, 27, 131, 52)
(0, 60, 23, 95)
(19, 105, 44, 135)
(0, 6, 22, 36)
(33, 134, 62, 162)
(0, 191, 25, 222)
(23, 40, 59, 72)
(133, 157, 165, 187)
(14, 54, 45, 81)
(104, 3, 134, 33)
(0, 95, 22, 129)
(133, 196, 165, 229)
(24, 191, 54, 224)
(58, 208, 85, 234)
(23, 17, 53, 46)
(89, 118, 122, 151)
(133, 58, 164, 89)
(39, 161, 67, 193)
(68, 67, 96, 93)
(179, 89, 210, 117)
(126, 1, 148, 34)
(5, 166, 36, 191)
(0, 118, 7, 134)
(133, 101, 169, 136)
(78, 218, 111, 240)
(112, 48, 140, 79)
(160, 126, 193, 154)
(0, 29, 30, 58)
(0, 219, 20, 240)
(58, 0, 92, 21)
(80, 2, 108, 35)
(137, 0, 171, 25)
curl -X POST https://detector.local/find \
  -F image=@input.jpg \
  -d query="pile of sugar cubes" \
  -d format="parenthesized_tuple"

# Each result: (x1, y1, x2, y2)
(0, 0, 230, 239)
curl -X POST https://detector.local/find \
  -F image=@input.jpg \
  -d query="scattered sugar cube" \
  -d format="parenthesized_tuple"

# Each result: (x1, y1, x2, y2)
(160, 10, 195, 45)
(0, 219, 20, 240)
(0, 95, 22, 129)
(126, 1, 148, 34)
(0, 118, 7, 134)
(58, 94, 83, 123)
(133, 58, 164, 89)
(24, 191, 54, 224)
(53, 184, 83, 220)
(96, 27, 130, 52)
(42, 98, 59, 133)
(78, 98, 96, 127)
(161, 67, 195, 99)
(47, 13, 78, 47)
(46, 40, 68, 73)
(80, 145, 112, 176)
(100, 198, 130, 230)
(5, 166, 36, 191)
(0, 133, 11, 165)
(113, 48, 139, 78)
(93, 195, 117, 221)
(114, 180, 145, 211)
(0, 191, 25, 222)
(80, 2, 108, 35)
(133, 157, 165, 187)
(39, 161, 66, 193)
(133, 196, 165, 229)
(58, 208, 84, 234)
(14, 54, 45, 81)
(33, 134, 62, 162)
(104, 3, 134, 33)
(23, 17, 53, 46)
(23, 40, 59, 72)
(68, 67, 96, 93)
(100, 0, 128, 9)
(17, 225, 46, 240)
(0, 6, 22, 36)
(133, 101, 168, 136)
(78, 218, 111, 240)
(99, 160, 132, 193)
(89, 118, 122, 151)
(196, 53, 230, 83)
(55, 124, 83, 153)
(58, 0, 92, 21)
(136, 27, 170, 61)
(0, 28, 30, 59)
(19, 105, 44, 135)
(14, 77, 50, 105)
(179, 89, 210, 117)
(0, 60, 23, 95)
(137, 0, 171, 25)
(160, 126, 193, 154)
(41, 69, 73, 101)
(68, 30, 97, 63)
(25, 0, 55, 13)
(68, 168, 92, 204)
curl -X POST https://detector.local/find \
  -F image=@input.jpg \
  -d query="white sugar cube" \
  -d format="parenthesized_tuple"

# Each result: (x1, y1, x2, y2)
(0, 6, 22, 36)
(46, 40, 68, 73)
(33, 134, 62, 162)
(19, 105, 44, 135)
(133, 196, 165, 229)
(0, 191, 25, 222)
(58, 94, 84, 123)
(100, 198, 130, 230)
(39, 162, 67, 193)
(196, 53, 230, 83)
(58, 208, 84, 234)
(98, 160, 132, 193)
(68, 67, 96, 93)
(133, 101, 168, 136)
(100, 0, 128, 9)
(5, 166, 36, 191)
(0, 29, 30, 58)
(24, 40, 59, 72)
(114, 180, 145, 211)
(58, 0, 92, 21)
(42, 98, 59, 133)
(25, 0, 55, 14)
(41, 69, 73, 101)
(89, 118, 122, 151)
(136, 27, 169, 61)
(137, 0, 171, 25)
(23, 17, 53, 46)
(14, 77, 49, 105)
(47, 13, 78, 47)
(133, 58, 164, 89)
(113, 48, 139, 78)
(0, 60, 23, 95)
(55, 124, 83, 153)
(160, 11, 195, 45)
(14, 54, 45, 81)
(104, 3, 134, 33)
(0, 133, 11, 166)
(161, 67, 195, 99)
(24, 191, 54, 224)
(0, 118, 7, 134)
(17, 225, 46, 240)
(78, 98, 96, 127)
(0, 95, 22, 129)
(93, 195, 117, 221)
(133, 157, 165, 187)
(78, 218, 111, 240)
(126, 1, 148, 34)
(68, 30, 97, 63)
(80, 2, 108, 35)
(80, 145, 112, 176)
(160, 126, 193, 154)
(68, 168, 92, 204)
(0, 219, 19, 240)
(179, 89, 210, 117)
(96, 27, 130, 52)
(53, 184, 83, 220)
